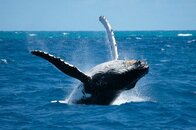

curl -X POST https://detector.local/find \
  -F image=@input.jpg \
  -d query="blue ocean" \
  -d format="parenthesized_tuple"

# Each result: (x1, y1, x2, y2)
(0, 31, 195, 129)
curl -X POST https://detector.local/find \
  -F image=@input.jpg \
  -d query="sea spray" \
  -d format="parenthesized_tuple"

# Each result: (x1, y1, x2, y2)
(71, 39, 94, 72)
(27, 32, 49, 52)
(113, 78, 151, 105)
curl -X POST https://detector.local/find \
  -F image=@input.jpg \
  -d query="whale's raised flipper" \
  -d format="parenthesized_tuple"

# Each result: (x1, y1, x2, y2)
(31, 50, 91, 83)
(99, 16, 119, 60)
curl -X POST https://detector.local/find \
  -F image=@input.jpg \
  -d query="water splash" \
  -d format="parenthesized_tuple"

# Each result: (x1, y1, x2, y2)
(112, 94, 148, 105)
(65, 83, 85, 104)
(112, 88, 150, 105)
(71, 40, 95, 72)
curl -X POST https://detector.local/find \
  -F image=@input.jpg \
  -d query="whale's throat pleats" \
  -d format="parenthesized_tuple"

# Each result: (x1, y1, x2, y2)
(31, 50, 91, 84)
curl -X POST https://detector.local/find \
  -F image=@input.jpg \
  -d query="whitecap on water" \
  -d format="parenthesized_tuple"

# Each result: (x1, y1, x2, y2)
(135, 37, 142, 40)
(161, 48, 165, 51)
(51, 100, 67, 104)
(177, 33, 192, 37)
(166, 44, 171, 48)
(0, 59, 8, 64)
(187, 39, 196, 44)
(62, 32, 68, 36)
(28, 33, 37, 37)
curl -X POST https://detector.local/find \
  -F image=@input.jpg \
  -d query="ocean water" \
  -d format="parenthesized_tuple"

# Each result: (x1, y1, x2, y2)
(0, 31, 195, 129)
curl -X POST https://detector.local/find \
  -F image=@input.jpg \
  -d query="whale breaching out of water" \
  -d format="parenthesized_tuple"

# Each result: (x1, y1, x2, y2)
(31, 16, 149, 105)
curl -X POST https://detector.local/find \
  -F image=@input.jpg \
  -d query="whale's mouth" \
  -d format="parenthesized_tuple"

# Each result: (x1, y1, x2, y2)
(141, 61, 149, 70)
(140, 61, 149, 69)
(135, 60, 149, 75)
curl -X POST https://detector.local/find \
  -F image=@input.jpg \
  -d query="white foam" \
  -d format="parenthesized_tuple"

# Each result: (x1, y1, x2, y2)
(29, 33, 37, 37)
(187, 39, 196, 43)
(51, 100, 58, 103)
(51, 100, 67, 104)
(63, 32, 68, 35)
(166, 44, 171, 48)
(0, 59, 8, 64)
(136, 37, 142, 40)
(177, 33, 192, 37)
(112, 90, 150, 105)
(161, 48, 165, 51)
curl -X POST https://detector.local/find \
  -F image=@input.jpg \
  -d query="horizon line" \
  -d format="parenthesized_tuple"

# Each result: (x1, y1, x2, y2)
(0, 29, 196, 32)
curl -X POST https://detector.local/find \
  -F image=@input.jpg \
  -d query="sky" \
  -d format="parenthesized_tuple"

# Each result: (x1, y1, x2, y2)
(0, 0, 196, 31)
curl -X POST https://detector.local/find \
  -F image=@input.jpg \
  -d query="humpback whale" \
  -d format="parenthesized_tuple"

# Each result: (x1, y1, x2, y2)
(31, 16, 149, 105)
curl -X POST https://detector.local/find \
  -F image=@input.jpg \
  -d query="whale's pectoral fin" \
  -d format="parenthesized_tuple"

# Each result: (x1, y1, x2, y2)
(31, 50, 91, 83)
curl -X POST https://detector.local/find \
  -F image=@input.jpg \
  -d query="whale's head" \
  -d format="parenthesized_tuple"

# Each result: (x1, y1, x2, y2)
(122, 60, 149, 89)
(107, 60, 149, 91)
(83, 60, 149, 104)
(89, 60, 149, 91)
(125, 60, 149, 75)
